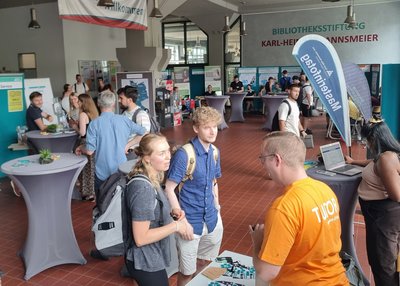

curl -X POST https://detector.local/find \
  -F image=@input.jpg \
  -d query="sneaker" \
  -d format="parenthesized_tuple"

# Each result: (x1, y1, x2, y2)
(10, 181, 21, 197)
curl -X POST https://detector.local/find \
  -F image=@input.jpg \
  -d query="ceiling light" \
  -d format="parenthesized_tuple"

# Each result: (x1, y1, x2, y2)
(28, 8, 40, 29)
(344, 5, 354, 24)
(149, 0, 163, 18)
(222, 16, 230, 32)
(240, 21, 247, 36)
(97, 0, 114, 7)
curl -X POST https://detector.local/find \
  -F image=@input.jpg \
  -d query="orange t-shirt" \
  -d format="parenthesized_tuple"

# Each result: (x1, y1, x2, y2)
(259, 177, 348, 285)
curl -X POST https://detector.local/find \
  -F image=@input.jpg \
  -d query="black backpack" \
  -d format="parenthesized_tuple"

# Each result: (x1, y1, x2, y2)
(132, 107, 161, 133)
(271, 100, 292, 131)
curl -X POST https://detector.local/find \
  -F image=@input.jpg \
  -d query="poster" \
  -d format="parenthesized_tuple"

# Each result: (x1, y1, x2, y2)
(173, 67, 190, 84)
(24, 78, 58, 124)
(121, 77, 149, 110)
(204, 66, 222, 92)
(238, 67, 257, 90)
(258, 67, 279, 86)
(8, 90, 23, 112)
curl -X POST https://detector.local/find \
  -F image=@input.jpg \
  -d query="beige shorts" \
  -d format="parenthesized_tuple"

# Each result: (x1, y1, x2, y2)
(176, 213, 223, 275)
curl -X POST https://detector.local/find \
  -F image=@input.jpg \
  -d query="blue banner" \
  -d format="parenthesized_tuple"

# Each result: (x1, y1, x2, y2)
(342, 63, 372, 121)
(292, 34, 351, 147)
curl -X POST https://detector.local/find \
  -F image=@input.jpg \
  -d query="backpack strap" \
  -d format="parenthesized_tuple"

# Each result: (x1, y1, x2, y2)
(177, 143, 219, 192)
(282, 99, 291, 118)
(131, 108, 142, 124)
(177, 143, 196, 192)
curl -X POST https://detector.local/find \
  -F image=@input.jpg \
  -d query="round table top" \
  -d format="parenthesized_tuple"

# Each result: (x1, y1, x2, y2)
(205, 95, 230, 99)
(262, 94, 288, 99)
(1, 153, 87, 176)
(119, 159, 138, 175)
(26, 130, 78, 139)
(307, 164, 363, 183)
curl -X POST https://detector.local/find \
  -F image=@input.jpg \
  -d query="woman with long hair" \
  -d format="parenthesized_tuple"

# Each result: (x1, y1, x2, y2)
(346, 118, 400, 285)
(68, 92, 80, 129)
(125, 134, 185, 286)
(76, 93, 99, 200)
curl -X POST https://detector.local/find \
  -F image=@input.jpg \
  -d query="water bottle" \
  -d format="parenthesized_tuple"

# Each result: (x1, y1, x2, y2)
(16, 126, 22, 144)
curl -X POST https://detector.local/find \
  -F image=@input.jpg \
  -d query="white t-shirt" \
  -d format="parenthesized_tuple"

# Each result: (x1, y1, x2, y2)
(278, 98, 300, 136)
(302, 84, 314, 106)
(123, 106, 151, 142)
(61, 96, 70, 113)
(74, 82, 89, 95)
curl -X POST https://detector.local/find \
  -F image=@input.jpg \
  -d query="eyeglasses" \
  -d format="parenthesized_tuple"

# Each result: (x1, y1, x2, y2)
(258, 153, 276, 164)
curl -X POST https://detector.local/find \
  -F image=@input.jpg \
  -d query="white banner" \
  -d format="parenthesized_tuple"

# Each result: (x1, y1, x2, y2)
(58, 0, 147, 30)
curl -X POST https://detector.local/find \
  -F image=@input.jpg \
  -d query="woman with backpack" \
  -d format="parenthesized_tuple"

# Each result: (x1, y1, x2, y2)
(125, 134, 186, 286)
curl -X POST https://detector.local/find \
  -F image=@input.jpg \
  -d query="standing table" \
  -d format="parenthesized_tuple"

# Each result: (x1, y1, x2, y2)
(226, 92, 246, 122)
(1, 153, 87, 280)
(307, 165, 369, 286)
(261, 93, 288, 131)
(26, 130, 79, 154)
(205, 96, 230, 130)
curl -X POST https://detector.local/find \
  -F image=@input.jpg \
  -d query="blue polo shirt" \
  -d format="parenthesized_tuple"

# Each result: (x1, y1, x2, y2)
(167, 137, 221, 235)
(86, 112, 145, 180)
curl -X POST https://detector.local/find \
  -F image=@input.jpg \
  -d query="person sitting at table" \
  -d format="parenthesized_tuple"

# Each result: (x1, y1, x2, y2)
(265, 77, 275, 94)
(245, 84, 255, 112)
(250, 131, 348, 286)
(258, 85, 266, 97)
(26, 91, 54, 131)
(345, 118, 400, 286)
(75, 93, 99, 201)
(124, 133, 186, 286)
(204, 85, 216, 96)
(229, 75, 244, 92)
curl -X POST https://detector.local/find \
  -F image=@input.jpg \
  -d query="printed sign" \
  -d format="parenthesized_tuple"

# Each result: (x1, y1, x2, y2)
(58, 0, 147, 30)
(293, 34, 351, 147)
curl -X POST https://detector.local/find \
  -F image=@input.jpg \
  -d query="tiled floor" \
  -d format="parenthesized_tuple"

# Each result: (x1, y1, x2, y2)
(0, 112, 374, 285)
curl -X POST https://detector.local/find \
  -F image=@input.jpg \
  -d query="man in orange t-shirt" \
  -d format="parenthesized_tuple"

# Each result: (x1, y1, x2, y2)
(250, 132, 348, 285)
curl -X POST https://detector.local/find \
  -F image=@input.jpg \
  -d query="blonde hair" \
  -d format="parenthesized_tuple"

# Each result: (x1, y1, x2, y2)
(262, 131, 305, 168)
(192, 106, 222, 127)
(128, 133, 168, 188)
(78, 93, 99, 120)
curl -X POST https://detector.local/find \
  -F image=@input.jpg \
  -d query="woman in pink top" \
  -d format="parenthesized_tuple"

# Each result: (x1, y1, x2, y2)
(346, 117, 400, 286)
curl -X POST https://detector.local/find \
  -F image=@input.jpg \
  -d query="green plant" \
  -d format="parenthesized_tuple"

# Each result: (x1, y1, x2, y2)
(46, 124, 58, 133)
(39, 149, 53, 164)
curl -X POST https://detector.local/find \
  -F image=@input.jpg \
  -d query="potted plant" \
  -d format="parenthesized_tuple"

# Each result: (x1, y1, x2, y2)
(39, 149, 54, 164)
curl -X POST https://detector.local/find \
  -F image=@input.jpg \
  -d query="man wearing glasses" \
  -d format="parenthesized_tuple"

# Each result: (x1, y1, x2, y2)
(250, 132, 348, 285)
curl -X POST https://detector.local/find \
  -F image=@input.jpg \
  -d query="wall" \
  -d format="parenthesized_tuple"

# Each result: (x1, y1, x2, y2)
(0, 3, 66, 94)
(243, 2, 400, 66)
(62, 20, 126, 85)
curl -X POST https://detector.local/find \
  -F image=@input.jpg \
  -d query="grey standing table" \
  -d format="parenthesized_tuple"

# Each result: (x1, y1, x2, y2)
(307, 165, 369, 286)
(261, 93, 288, 131)
(118, 159, 179, 278)
(1, 153, 88, 280)
(26, 130, 79, 154)
(205, 96, 230, 130)
(226, 92, 246, 122)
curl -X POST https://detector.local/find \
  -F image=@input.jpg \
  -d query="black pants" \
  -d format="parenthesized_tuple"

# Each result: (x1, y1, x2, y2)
(359, 198, 400, 286)
(125, 259, 168, 286)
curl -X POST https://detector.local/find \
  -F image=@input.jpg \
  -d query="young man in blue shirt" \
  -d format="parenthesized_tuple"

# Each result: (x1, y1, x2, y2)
(165, 106, 223, 286)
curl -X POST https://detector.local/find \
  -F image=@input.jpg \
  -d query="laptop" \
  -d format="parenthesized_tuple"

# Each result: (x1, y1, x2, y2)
(319, 142, 362, 176)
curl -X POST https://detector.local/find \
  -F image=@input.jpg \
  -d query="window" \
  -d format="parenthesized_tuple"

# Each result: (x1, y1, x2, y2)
(163, 22, 208, 66)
